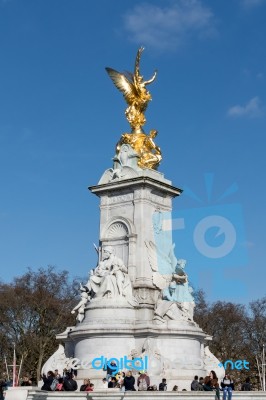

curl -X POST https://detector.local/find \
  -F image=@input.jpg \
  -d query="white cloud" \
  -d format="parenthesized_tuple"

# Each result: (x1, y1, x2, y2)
(123, 0, 215, 51)
(227, 96, 264, 118)
(242, 0, 265, 8)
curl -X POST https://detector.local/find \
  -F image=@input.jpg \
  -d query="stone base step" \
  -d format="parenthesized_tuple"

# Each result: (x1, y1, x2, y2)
(5, 387, 266, 400)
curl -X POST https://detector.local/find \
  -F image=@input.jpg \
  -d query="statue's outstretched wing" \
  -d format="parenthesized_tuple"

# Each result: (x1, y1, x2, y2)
(105, 67, 137, 103)
(124, 70, 134, 82)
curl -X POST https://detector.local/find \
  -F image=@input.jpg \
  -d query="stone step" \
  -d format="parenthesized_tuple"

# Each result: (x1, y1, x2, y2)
(5, 387, 266, 400)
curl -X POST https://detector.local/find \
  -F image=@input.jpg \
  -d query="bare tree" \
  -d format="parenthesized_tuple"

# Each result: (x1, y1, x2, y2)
(194, 291, 258, 387)
(0, 266, 77, 382)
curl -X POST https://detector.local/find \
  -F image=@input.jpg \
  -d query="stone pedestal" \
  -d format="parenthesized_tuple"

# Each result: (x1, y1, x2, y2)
(55, 166, 222, 390)
(91, 170, 181, 289)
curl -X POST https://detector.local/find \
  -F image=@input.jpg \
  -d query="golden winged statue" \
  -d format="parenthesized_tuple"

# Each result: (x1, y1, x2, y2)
(106, 48, 162, 170)
(106, 47, 157, 134)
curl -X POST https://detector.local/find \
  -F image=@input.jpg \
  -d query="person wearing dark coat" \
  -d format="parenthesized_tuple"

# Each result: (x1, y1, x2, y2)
(123, 371, 135, 391)
(159, 378, 167, 391)
(63, 372, 77, 391)
(106, 361, 117, 379)
(108, 377, 117, 388)
(20, 376, 32, 386)
(0, 379, 8, 400)
(221, 374, 234, 400)
(242, 377, 252, 391)
(41, 371, 54, 391)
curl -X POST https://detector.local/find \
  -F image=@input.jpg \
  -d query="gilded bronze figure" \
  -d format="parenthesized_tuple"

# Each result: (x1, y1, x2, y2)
(106, 47, 156, 134)
(106, 48, 162, 170)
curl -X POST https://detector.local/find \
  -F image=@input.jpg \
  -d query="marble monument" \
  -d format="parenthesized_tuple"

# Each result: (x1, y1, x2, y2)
(51, 48, 224, 390)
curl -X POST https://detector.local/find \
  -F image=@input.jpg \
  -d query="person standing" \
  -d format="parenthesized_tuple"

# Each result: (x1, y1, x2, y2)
(123, 371, 135, 391)
(221, 374, 234, 400)
(106, 360, 117, 380)
(137, 371, 150, 391)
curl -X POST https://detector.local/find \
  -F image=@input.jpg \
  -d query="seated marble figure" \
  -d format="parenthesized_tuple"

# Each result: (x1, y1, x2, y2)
(153, 281, 187, 323)
(153, 258, 196, 323)
(83, 246, 137, 306)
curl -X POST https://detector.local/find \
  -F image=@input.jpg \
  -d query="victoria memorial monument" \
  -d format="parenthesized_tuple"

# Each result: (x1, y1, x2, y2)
(43, 48, 223, 391)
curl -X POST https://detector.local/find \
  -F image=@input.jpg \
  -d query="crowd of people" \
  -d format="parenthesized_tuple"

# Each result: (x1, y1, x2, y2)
(190, 372, 253, 400)
(39, 368, 255, 395)
(41, 369, 78, 392)
(39, 369, 170, 392)
(0, 368, 255, 396)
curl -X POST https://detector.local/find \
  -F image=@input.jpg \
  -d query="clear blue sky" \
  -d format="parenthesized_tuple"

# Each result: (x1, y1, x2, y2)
(0, 0, 265, 304)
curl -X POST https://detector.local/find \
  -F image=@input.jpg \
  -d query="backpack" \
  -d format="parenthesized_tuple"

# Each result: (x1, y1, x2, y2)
(50, 378, 59, 391)
(138, 378, 148, 391)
